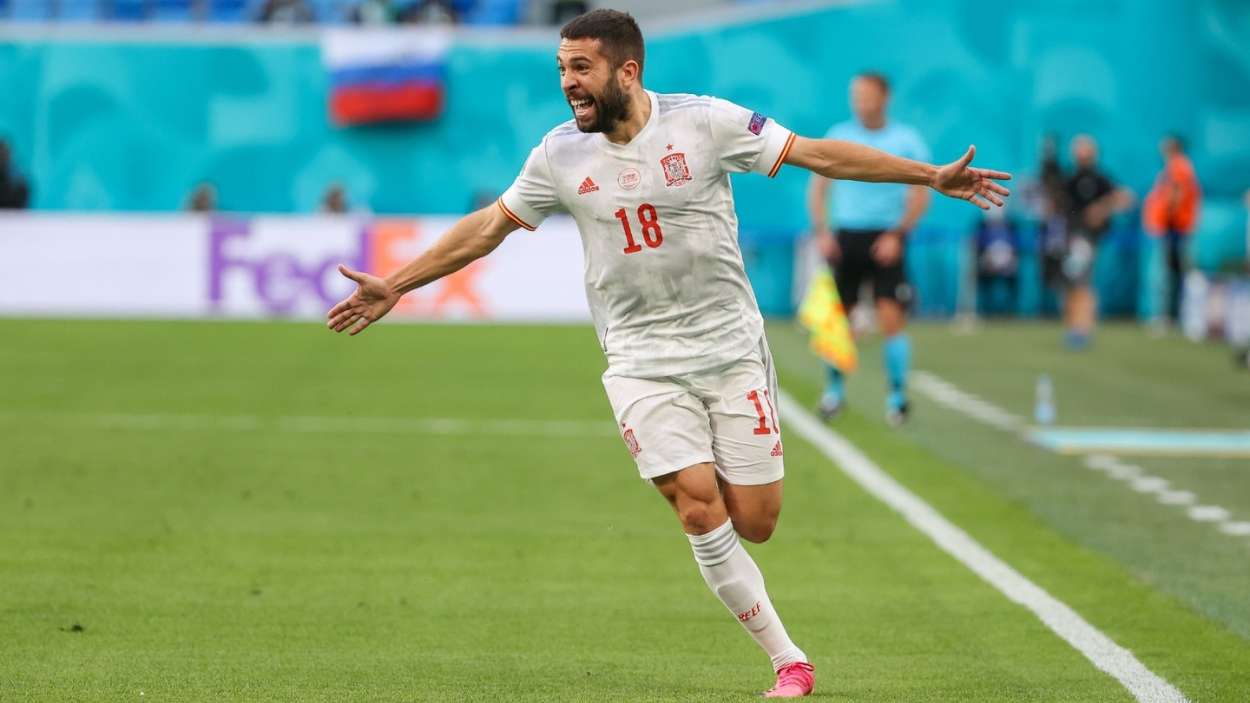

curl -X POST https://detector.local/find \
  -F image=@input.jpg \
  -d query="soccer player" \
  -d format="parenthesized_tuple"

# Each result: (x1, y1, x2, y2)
(327, 9, 1009, 698)
(807, 72, 931, 425)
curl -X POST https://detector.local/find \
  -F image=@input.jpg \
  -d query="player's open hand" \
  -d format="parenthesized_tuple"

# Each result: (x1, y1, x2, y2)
(931, 145, 1012, 210)
(326, 265, 401, 336)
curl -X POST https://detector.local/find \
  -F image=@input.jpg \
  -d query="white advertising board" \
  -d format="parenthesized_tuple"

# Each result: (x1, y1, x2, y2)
(0, 213, 590, 322)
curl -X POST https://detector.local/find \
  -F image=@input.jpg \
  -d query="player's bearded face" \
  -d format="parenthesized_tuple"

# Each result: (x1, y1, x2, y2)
(569, 69, 631, 134)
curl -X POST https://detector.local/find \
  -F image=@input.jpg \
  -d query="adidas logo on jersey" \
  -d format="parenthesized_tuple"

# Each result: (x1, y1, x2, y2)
(770, 441, 784, 457)
(577, 177, 599, 195)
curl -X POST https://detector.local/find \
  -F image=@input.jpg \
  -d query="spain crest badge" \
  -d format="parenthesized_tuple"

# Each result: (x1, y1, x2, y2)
(660, 152, 691, 187)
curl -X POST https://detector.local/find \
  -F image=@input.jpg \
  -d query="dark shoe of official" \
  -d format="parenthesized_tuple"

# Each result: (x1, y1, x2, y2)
(817, 395, 845, 422)
(886, 400, 911, 428)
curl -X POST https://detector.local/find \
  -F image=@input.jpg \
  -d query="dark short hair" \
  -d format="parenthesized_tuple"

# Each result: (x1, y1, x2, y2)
(855, 71, 890, 94)
(560, 9, 645, 76)
(1165, 132, 1187, 153)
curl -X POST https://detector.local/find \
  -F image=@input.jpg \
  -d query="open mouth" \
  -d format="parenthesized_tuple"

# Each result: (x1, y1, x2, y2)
(569, 96, 594, 120)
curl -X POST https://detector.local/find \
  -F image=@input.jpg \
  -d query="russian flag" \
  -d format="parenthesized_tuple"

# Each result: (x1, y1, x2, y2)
(322, 29, 451, 126)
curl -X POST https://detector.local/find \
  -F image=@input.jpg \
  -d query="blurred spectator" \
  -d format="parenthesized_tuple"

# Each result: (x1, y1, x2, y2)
(186, 182, 218, 212)
(1035, 134, 1071, 297)
(257, 0, 315, 23)
(1240, 189, 1250, 370)
(1059, 135, 1134, 349)
(550, 0, 588, 25)
(1243, 188, 1250, 267)
(398, 0, 456, 24)
(973, 206, 1021, 316)
(1142, 134, 1201, 325)
(351, 0, 395, 24)
(1037, 133, 1069, 225)
(0, 139, 31, 210)
(320, 183, 350, 214)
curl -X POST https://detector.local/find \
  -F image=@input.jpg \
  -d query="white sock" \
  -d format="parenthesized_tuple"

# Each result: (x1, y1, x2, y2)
(687, 519, 807, 670)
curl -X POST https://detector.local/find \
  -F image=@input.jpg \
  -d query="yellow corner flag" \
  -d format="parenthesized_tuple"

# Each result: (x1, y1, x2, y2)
(798, 268, 857, 373)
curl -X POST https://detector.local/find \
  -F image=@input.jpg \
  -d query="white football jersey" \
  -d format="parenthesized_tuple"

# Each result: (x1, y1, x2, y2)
(498, 91, 796, 378)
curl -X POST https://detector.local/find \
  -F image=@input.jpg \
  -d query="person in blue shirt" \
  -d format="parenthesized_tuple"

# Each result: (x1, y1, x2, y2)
(807, 72, 931, 425)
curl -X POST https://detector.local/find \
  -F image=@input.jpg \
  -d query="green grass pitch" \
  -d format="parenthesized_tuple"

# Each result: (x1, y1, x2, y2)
(2, 319, 1248, 701)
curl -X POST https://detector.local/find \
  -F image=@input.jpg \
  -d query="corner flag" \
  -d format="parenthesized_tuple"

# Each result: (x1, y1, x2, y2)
(798, 268, 857, 373)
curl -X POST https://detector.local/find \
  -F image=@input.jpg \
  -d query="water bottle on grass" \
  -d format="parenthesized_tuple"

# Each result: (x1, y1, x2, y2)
(1034, 374, 1056, 425)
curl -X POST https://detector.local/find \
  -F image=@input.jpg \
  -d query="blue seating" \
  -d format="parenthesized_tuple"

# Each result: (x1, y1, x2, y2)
(151, 0, 193, 21)
(57, 0, 101, 20)
(109, 0, 149, 21)
(461, 0, 520, 25)
(209, 0, 249, 22)
(310, 0, 351, 24)
(0, 0, 526, 23)
(8, 0, 53, 20)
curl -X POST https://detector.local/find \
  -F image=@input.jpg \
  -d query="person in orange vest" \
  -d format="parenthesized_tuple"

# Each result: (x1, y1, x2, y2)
(1142, 134, 1202, 324)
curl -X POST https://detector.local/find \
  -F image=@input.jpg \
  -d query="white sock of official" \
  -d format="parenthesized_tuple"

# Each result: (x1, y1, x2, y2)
(687, 518, 807, 671)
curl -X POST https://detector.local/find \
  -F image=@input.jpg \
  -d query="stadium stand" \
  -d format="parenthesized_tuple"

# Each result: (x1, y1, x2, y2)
(0, 0, 529, 23)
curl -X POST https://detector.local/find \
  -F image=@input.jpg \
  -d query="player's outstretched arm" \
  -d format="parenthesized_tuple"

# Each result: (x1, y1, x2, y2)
(326, 204, 520, 335)
(785, 138, 1012, 210)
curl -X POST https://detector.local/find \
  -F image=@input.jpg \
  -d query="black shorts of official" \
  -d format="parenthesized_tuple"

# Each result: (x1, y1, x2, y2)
(1043, 230, 1099, 290)
(828, 228, 912, 309)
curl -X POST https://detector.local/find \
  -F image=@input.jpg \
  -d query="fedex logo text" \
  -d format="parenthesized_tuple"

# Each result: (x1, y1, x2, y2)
(207, 217, 488, 319)
(208, 219, 364, 315)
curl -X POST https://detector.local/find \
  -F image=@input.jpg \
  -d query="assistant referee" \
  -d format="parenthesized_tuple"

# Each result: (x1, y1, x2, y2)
(807, 72, 931, 425)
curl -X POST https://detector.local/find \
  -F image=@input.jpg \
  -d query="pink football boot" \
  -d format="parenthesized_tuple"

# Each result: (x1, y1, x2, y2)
(763, 661, 814, 698)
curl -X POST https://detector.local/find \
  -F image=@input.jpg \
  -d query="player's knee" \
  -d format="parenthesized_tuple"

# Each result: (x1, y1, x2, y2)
(678, 501, 721, 534)
(735, 516, 777, 544)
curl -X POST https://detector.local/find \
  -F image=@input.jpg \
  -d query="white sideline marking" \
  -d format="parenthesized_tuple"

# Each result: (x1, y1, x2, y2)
(0, 412, 616, 438)
(778, 390, 1188, 703)
(1188, 506, 1231, 523)
(911, 371, 1026, 431)
(1084, 454, 1122, 471)
(1129, 476, 1170, 493)
(917, 372, 1250, 539)
(1157, 490, 1197, 507)
(1106, 464, 1144, 481)
(1220, 522, 1250, 536)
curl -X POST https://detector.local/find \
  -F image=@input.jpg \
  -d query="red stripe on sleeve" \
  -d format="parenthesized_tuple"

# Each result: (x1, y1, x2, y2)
(768, 132, 797, 178)
(497, 199, 536, 231)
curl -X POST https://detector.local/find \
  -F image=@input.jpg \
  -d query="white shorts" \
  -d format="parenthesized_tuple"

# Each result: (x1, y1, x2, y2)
(602, 336, 784, 486)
